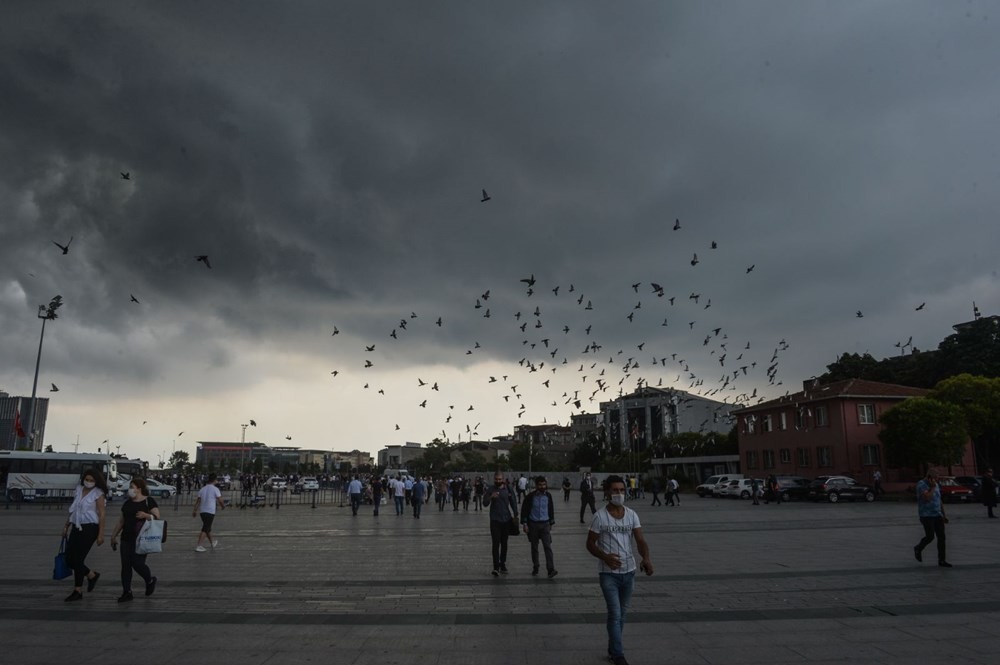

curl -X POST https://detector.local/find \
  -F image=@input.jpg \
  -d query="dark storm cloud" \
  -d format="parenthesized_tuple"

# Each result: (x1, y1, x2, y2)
(1, 0, 998, 411)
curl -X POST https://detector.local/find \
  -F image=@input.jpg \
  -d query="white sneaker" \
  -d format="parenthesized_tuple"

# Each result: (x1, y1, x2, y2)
(195, 546, 207, 552)
(212, 540, 219, 548)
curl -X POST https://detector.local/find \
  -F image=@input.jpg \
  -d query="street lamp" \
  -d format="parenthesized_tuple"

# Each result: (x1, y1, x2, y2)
(26, 295, 63, 450)
(240, 424, 249, 473)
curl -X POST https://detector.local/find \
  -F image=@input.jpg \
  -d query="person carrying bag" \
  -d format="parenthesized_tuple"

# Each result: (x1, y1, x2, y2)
(109, 477, 160, 603)
(53, 536, 72, 581)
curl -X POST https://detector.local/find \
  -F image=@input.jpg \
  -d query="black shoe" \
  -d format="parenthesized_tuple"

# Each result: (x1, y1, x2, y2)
(499, 565, 508, 575)
(64, 590, 83, 602)
(531, 567, 539, 576)
(609, 656, 630, 665)
(86, 572, 100, 592)
(939, 561, 953, 568)
(117, 592, 134, 603)
(145, 577, 157, 596)
(491, 569, 500, 577)
(914, 546, 922, 562)
(548, 569, 558, 578)
(580, 519, 585, 523)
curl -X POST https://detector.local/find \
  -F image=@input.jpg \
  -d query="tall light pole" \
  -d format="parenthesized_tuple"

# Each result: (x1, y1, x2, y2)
(26, 295, 63, 450)
(240, 424, 249, 473)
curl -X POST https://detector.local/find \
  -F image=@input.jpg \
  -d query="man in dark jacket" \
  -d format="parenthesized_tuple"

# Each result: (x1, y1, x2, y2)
(521, 476, 557, 578)
(482, 472, 518, 576)
(579, 472, 597, 523)
(983, 468, 997, 519)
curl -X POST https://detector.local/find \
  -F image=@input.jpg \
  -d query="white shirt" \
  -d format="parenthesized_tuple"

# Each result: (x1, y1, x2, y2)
(347, 479, 363, 494)
(68, 485, 104, 529)
(197, 484, 222, 515)
(589, 506, 642, 574)
(392, 479, 406, 497)
(517, 476, 528, 491)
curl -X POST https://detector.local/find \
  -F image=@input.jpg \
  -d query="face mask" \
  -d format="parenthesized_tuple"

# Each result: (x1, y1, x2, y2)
(610, 494, 626, 506)
(83, 481, 95, 489)
(128, 488, 138, 498)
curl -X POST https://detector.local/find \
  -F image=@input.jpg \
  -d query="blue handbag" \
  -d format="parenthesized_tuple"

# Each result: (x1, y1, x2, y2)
(53, 536, 71, 580)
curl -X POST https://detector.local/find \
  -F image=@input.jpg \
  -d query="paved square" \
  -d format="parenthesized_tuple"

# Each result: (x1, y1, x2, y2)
(2, 493, 999, 664)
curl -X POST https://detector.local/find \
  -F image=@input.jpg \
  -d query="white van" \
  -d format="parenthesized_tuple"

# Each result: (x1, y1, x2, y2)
(696, 474, 745, 497)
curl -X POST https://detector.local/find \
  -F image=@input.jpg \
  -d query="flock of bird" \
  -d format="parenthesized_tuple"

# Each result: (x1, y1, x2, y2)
(40, 175, 935, 447)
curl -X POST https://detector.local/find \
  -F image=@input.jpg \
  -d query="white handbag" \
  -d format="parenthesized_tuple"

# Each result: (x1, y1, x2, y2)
(136, 518, 166, 555)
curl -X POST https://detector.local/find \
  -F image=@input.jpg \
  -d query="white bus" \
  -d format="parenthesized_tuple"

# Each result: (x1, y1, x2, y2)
(0, 451, 118, 502)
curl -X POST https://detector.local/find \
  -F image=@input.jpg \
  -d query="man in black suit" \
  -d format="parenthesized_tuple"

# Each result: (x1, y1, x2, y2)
(983, 468, 997, 519)
(579, 472, 597, 523)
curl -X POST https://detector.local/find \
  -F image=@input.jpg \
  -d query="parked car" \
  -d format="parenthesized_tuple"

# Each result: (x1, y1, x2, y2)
(264, 476, 288, 492)
(938, 477, 974, 502)
(723, 478, 766, 499)
(953, 476, 982, 500)
(145, 478, 177, 499)
(300, 477, 320, 491)
(807, 476, 876, 503)
(717, 479, 742, 498)
(695, 474, 744, 497)
(711, 474, 745, 497)
(776, 476, 812, 502)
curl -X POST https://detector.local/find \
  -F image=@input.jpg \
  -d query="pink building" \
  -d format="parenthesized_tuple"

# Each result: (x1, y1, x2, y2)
(734, 378, 976, 485)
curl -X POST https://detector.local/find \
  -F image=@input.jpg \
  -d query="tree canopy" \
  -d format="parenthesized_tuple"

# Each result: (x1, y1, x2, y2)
(878, 397, 968, 472)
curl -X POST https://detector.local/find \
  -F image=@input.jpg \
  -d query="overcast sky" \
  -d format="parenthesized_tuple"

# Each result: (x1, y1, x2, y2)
(1, 1, 997, 464)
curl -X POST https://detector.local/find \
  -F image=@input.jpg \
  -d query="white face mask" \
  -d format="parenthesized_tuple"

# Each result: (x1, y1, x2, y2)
(83, 481, 96, 489)
(128, 488, 138, 498)
(610, 493, 626, 506)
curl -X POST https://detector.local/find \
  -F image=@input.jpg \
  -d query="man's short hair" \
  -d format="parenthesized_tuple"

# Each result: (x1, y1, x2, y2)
(605, 474, 626, 490)
(208, 473, 217, 482)
(535, 476, 547, 485)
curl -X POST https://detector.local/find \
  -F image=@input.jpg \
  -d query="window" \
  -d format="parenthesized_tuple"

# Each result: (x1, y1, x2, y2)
(779, 448, 791, 464)
(862, 444, 880, 466)
(779, 412, 787, 431)
(743, 416, 756, 435)
(815, 405, 829, 427)
(746, 450, 758, 469)
(795, 408, 806, 429)
(797, 448, 810, 467)
(762, 415, 772, 433)
(858, 404, 876, 425)
(817, 446, 833, 467)
(763, 450, 775, 469)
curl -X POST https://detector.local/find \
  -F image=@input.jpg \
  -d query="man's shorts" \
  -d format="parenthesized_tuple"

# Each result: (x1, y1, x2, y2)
(200, 512, 215, 533)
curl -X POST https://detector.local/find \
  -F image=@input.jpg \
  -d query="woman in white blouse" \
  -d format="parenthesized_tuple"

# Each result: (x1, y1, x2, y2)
(62, 469, 107, 602)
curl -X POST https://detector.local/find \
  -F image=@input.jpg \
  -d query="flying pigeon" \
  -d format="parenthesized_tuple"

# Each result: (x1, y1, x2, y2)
(195, 255, 212, 269)
(50, 383, 59, 392)
(52, 237, 73, 255)
(481, 189, 490, 203)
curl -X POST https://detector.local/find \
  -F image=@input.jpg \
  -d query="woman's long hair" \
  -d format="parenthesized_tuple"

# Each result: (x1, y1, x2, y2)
(80, 468, 110, 495)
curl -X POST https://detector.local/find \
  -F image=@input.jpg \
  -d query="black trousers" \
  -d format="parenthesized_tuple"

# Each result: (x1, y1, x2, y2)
(580, 495, 596, 521)
(650, 492, 662, 506)
(65, 523, 99, 588)
(916, 516, 946, 562)
(120, 538, 152, 593)
(489, 520, 512, 570)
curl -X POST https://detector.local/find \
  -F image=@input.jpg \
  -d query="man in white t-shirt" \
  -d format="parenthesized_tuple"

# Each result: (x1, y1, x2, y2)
(391, 476, 406, 515)
(586, 475, 654, 665)
(192, 473, 225, 552)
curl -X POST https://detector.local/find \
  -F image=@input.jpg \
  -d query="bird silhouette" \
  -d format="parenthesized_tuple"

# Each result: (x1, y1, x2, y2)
(673, 219, 681, 230)
(915, 303, 926, 311)
(856, 310, 864, 318)
(481, 189, 491, 203)
(120, 171, 130, 180)
(250, 419, 257, 426)
(711, 241, 718, 249)
(690, 253, 699, 266)
(331, 327, 340, 336)
(130, 294, 140, 304)
(52, 237, 73, 255)
(195, 255, 212, 269)
(50, 383, 59, 392)
(285, 436, 292, 440)
(746, 265, 755, 273)
(520, 274, 536, 287)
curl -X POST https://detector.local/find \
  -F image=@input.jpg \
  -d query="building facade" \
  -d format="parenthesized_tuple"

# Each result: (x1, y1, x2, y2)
(0, 392, 48, 451)
(377, 442, 425, 470)
(600, 387, 734, 451)
(734, 378, 976, 483)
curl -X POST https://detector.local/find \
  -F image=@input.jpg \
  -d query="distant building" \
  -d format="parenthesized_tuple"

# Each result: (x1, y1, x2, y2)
(0, 391, 48, 451)
(377, 442, 425, 471)
(733, 378, 976, 483)
(570, 412, 602, 441)
(600, 386, 734, 451)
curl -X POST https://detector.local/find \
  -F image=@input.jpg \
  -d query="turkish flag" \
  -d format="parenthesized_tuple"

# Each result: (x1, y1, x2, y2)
(14, 409, 26, 438)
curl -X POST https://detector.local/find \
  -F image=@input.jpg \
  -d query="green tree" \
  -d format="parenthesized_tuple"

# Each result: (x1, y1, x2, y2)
(410, 439, 454, 475)
(507, 442, 550, 472)
(572, 430, 608, 470)
(878, 397, 969, 473)
(460, 450, 488, 470)
(168, 450, 190, 468)
(931, 373, 1000, 469)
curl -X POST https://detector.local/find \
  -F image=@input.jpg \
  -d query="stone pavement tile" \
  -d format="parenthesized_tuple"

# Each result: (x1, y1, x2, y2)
(828, 627, 913, 643)
(12, 646, 81, 665)
(628, 646, 710, 664)
(958, 637, 1000, 655)
(679, 619, 764, 634)
(434, 651, 530, 665)
(786, 642, 903, 662)
(698, 645, 804, 664)
(873, 638, 984, 658)
(687, 631, 784, 647)
(895, 623, 994, 640)
(263, 649, 364, 664)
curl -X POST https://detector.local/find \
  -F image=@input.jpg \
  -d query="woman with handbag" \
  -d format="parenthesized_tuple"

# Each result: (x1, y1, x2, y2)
(62, 469, 108, 602)
(482, 472, 518, 577)
(109, 476, 159, 603)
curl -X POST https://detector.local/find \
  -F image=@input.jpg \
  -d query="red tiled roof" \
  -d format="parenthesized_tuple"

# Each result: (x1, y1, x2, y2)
(733, 378, 929, 414)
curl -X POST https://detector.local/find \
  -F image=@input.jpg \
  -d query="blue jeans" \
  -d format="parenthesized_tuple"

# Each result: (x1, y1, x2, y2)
(599, 571, 635, 658)
(394, 496, 404, 515)
(350, 493, 362, 515)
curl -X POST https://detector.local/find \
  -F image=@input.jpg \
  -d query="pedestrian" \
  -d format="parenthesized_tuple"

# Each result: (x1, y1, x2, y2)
(347, 475, 363, 516)
(914, 470, 951, 567)
(516, 474, 528, 502)
(763, 474, 781, 505)
(668, 478, 680, 506)
(649, 478, 662, 507)
(473, 476, 485, 511)
(586, 475, 654, 665)
(62, 468, 108, 602)
(579, 472, 597, 523)
(435, 477, 448, 511)
(873, 469, 883, 497)
(482, 471, 518, 576)
(371, 476, 383, 516)
(751, 477, 760, 506)
(403, 475, 414, 506)
(561, 476, 572, 501)
(461, 478, 472, 511)
(450, 476, 463, 511)
(192, 473, 225, 552)
(109, 476, 159, 603)
(981, 468, 997, 519)
(391, 475, 405, 515)
(520, 476, 557, 578)
(411, 475, 425, 518)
